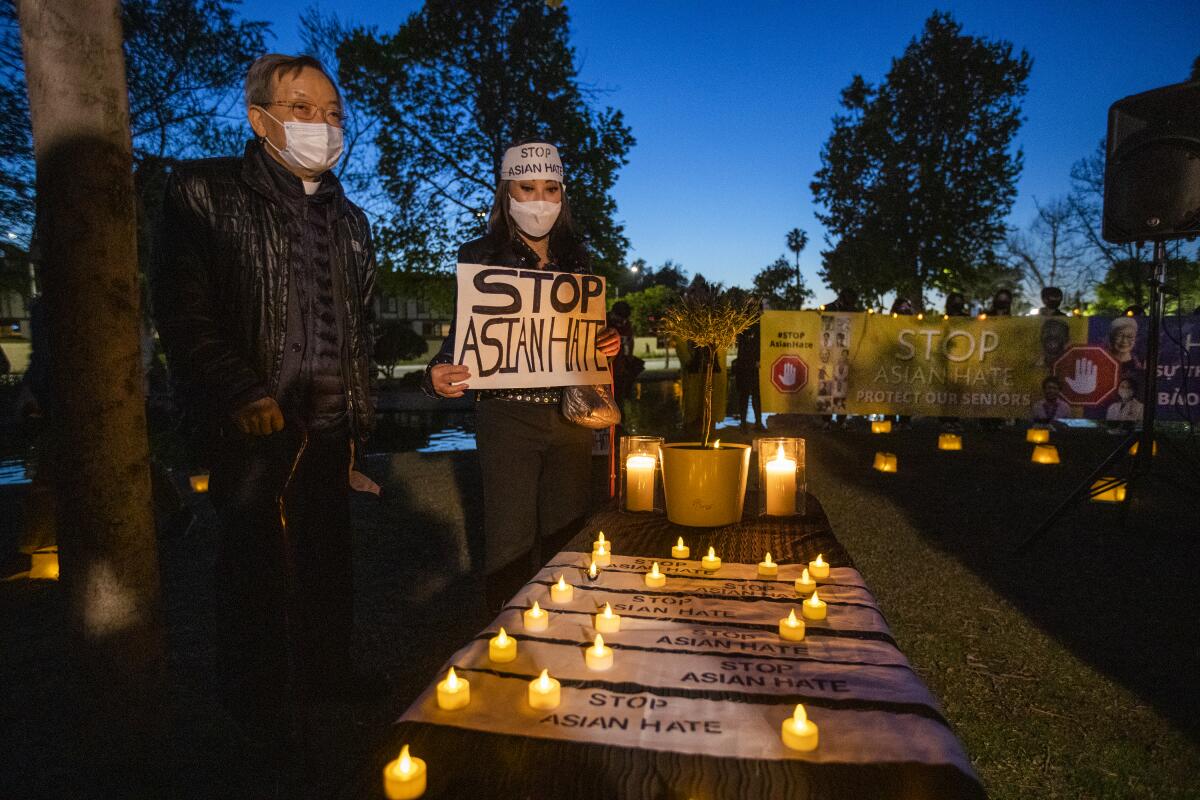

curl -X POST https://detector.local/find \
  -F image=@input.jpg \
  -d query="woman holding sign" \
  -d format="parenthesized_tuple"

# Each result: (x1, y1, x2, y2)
(424, 141, 621, 610)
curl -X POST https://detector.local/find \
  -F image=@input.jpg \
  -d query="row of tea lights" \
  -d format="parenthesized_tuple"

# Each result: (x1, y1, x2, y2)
(872, 428, 1071, 473)
(383, 534, 833, 797)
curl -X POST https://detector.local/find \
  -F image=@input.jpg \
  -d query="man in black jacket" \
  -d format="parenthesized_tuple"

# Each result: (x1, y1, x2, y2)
(151, 54, 377, 734)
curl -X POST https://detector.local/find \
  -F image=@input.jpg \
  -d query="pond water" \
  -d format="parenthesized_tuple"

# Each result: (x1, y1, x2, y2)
(0, 459, 30, 487)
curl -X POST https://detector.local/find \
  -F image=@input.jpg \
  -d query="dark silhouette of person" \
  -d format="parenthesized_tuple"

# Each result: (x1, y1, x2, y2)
(1039, 286, 1067, 316)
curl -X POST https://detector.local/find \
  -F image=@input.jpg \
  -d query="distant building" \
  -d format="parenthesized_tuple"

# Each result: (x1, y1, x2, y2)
(0, 241, 34, 338)
(373, 286, 451, 340)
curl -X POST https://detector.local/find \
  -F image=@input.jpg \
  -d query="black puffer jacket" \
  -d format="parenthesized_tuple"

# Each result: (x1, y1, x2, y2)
(151, 140, 377, 440)
(421, 226, 590, 395)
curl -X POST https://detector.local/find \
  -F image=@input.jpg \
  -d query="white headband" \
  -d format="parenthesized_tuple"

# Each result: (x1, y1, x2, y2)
(500, 142, 564, 183)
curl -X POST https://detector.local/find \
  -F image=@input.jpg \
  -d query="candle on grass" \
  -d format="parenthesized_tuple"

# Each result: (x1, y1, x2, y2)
(528, 668, 561, 710)
(802, 588, 827, 621)
(523, 600, 549, 632)
(938, 433, 962, 451)
(489, 627, 517, 663)
(383, 744, 427, 799)
(550, 574, 574, 603)
(585, 633, 614, 671)
(701, 547, 721, 572)
(781, 704, 819, 751)
(795, 568, 816, 596)
(436, 667, 470, 710)
(808, 553, 829, 580)
(1031, 444, 1060, 464)
(1026, 427, 1050, 444)
(871, 420, 892, 434)
(644, 561, 666, 588)
(764, 445, 797, 516)
(625, 454, 657, 511)
(595, 602, 621, 633)
(671, 537, 690, 559)
(758, 552, 778, 578)
(779, 609, 805, 641)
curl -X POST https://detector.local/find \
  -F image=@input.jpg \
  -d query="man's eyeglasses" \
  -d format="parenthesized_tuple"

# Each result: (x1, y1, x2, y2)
(263, 101, 344, 127)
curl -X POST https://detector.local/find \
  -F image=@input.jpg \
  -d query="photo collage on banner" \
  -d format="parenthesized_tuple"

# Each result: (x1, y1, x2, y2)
(815, 314, 852, 415)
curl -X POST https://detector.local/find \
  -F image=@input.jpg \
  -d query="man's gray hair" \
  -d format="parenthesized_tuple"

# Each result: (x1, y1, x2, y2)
(244, 53, 341, 109)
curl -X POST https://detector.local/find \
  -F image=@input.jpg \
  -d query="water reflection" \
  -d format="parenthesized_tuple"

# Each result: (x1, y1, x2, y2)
(0, 459, 30, 487)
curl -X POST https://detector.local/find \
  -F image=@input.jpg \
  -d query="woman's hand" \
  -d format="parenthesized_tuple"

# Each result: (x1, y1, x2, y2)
(596, 327, 621, 358)
(431, 363, 472, 398)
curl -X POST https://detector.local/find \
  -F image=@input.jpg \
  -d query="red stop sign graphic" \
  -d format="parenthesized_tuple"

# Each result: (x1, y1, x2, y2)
(1052, 345, 1120, 406)
(770, 355, 808, 394)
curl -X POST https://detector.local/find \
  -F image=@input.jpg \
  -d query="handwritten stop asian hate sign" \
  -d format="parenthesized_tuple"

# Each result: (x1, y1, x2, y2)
(453, 263, 611, 389)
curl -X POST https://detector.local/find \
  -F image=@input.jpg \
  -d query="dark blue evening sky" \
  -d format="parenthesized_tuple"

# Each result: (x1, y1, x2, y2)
(243, 0, 1198, 303)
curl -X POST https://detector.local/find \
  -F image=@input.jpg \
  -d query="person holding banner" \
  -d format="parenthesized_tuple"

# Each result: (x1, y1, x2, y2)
(423, 140, 621, 610)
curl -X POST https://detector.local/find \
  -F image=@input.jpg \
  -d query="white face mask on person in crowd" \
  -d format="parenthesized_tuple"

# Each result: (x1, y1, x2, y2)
(509, 197, 561, 238)
(1118, 387, 1134, 401)
(260, 109, 344, 174)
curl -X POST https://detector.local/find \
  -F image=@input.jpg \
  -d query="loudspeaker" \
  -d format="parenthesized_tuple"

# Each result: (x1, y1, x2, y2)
(1103, 81, 1200, 244)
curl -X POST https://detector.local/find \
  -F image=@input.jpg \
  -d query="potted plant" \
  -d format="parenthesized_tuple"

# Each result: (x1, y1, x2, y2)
(658, 287, 761, 526)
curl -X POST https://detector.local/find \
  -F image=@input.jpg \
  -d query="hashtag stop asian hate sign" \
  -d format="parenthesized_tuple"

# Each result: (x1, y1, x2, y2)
(452, 263, 611, 389)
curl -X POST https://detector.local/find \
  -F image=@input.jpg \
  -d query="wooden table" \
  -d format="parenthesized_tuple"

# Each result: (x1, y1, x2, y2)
(362, 494, 985, 799)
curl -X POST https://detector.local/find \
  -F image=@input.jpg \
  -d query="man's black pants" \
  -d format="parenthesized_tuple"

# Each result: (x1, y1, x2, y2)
(208, 424, 353, 724)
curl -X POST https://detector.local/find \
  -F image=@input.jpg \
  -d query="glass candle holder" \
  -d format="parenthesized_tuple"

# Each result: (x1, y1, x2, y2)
(620, 435, 664, 513)
(756, 437, 806, 517)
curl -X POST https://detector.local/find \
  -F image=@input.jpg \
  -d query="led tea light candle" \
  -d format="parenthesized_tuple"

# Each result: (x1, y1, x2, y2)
(781, 704, 819, 752)
(671, 537, 690, 559)
(1031, 444, 1060, 464)
(436, 667, 470, 710)
(594, 602, 621, 633)
(1026, 427, 1051, 444)
(764, 445, 797, 516)
(701, 547, 721, 572)
(871, 420, 892, 434)
(523, 600, 549, 632)
(808, 553, 829, 580)
(592, 531, 610, 553)
(489, 627, 517, 663)
(528, 668, 561, 710)
(189, 473, 210, 493)
(625, 454, 657, 512)
(778, 609, 805, 641)
(585, 633, 614, 671)
(592, 541, 611, 567)
(802, 588, 827, 621)
(758, 552, 778, 578)
(550, 575, 574, 603)
(383, 744, 427, 799)
(587, 560, 600, 582)
(872, 452, 898, 472)
(644, 561, 666, 588)
(938, 433, 962, 451)
(795, 568, 816, 596)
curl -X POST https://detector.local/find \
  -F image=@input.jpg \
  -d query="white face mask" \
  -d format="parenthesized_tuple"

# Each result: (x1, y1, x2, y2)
(1118, 387, 1134, 401)
(509, 197, 561, 238)
(260, 109, 344, 174)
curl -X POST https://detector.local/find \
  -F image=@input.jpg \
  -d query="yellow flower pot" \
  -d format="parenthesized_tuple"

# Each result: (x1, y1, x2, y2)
(660, 442, 751, 527)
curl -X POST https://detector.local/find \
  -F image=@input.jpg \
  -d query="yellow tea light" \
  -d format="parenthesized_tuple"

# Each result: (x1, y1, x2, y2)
(758, 552, 778, 578)
(523, 600, 549, 632)
(764, 444, 797, 516)
(592, 541, 611, 567)
(872, 452, 898, 472)
(778, 609, 805, 642)
(1128, 440, 1158, 456)
(938, 433, 962, 451)
(550, 575, 574, 604)
(189, 473, 210, 493)
(671, 537, 690, 559)
(595, 602, 621, 633)
(644, 561, 666, 588)
(1031, 444, 1060, 464)
(383, 745, 426, 799)
(795, 568, 816, 596)
(592, 530, 610, 553)
(1090, 477, 1127, 503)
(528, 668, 561, 710)
(871, 420, 892, 434)
(489, 627, 517, 663)
(1026, 427, 1050, 444)
(808, 553, 829, 581)
(802, 588, 827, 621)
(701, 547, 721, 572)
(436, 667, 470, 710)
(585, 633, 614, 671)
(29, 547, 59, 580)
(781, 704, 819, 752)
(587, 560, 600, 582)
(625, 453, 658, 511)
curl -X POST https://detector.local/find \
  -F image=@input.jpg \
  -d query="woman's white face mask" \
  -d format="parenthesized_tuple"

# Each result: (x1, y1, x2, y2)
(509, 197, 561, 238)
(260, 108, 344, 174)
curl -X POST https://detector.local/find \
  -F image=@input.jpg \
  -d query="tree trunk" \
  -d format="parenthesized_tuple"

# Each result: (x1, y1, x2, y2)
(16, 0, 166, 784)
(701, 346, 715, 447)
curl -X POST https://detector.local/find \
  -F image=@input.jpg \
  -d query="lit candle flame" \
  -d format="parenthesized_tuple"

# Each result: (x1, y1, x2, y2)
(917, 313, 924, 320)
(650, 562, 661, 577)
(707, 546, 716, 559)
(531, 600, 542, 616)
(597, 542, 607, 556)
(497, 627, 508, 646)
(786, 609, 799, 627)
(801, 568, 811, 582)
(807, 589, 820, 605)
(593, 633, 605, 652)
(446, 667, 459, 690)
(597, 532, 605, 545)
(713, 439, 721, 449)
(589, 561, 598, 578)
(602, 602, 613, 618)
(764, 552, 774, 566)
(792, 704, 808, 727)
(773, 444, 787, 464)
(814, 553, 826, 567)
(556, 575, 567, 590)
(397, 745, 413, 776)
(538, 668, 551, 690)
(676, 536, 685, 549)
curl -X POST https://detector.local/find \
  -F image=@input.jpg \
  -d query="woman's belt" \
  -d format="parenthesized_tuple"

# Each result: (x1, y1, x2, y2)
(476, 388, 562, 404)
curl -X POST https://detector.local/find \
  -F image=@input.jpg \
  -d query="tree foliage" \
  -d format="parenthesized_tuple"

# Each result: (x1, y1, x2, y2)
(752, 255, 813, 310)
(1092, 257, 1200, 315)
(811, 11, 1031, 307)
(616, 284, 677, 336)
(337, 0, 634, 281)
(374, 322, 429, 377)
